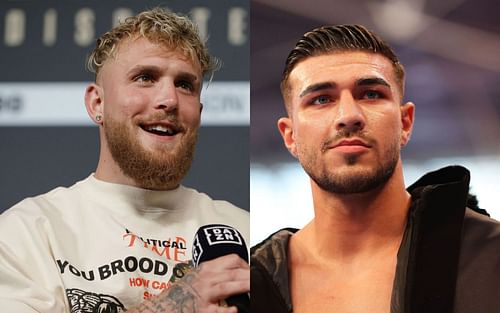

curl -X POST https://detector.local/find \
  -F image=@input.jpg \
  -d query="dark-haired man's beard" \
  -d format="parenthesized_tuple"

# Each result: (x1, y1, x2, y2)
(104, 117, 197, 190)
(298, 134, 399, 195)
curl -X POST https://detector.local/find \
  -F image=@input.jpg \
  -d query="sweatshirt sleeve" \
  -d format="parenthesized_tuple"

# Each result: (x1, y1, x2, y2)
(0, 202, 68, 313)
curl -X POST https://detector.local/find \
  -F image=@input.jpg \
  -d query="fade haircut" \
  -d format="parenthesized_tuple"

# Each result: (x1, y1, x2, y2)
(280, 24, 405, 111)
(87, 7, 219, 79)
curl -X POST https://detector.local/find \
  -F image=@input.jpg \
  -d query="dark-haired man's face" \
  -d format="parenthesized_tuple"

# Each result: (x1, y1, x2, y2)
(278, 52, 414, 194)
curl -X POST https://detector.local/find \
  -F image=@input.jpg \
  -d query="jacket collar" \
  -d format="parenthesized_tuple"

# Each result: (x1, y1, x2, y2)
(403, 165, 470, 313)
(252, 166, 472, 313)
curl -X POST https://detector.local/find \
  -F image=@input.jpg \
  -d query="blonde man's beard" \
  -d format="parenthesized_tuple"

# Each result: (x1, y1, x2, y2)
(104, 117, 198, 190)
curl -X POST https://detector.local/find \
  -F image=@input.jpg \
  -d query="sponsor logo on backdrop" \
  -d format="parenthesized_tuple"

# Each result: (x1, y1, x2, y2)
(0, 82, 249, 126)
(0, 1, 249, 126)
(0, 94, 22, 114)
(1, 4, 247, 48)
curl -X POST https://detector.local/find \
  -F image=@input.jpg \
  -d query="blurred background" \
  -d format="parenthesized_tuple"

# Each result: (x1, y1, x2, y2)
(1, 0, 499, 245)
(0, 0, 249, 211)
(251, 0, 500, 244)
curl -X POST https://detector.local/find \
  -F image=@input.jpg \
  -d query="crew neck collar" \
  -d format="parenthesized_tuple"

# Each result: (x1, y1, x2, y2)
(80, 174, 189, 213)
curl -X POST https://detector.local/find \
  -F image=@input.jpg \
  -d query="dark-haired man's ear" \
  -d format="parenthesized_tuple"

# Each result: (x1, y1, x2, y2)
(277, 117, 298, 158)
(400, 102, 415, 146)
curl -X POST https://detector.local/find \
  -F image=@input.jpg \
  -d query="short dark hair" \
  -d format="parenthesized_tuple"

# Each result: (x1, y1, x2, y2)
(280, 24, 405, 109)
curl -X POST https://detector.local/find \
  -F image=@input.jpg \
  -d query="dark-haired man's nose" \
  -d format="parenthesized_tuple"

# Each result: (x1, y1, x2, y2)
(334, 92, 366, 133)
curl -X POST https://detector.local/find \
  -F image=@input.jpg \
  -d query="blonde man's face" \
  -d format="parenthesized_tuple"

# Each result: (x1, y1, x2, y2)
(96, 37, 203, 189)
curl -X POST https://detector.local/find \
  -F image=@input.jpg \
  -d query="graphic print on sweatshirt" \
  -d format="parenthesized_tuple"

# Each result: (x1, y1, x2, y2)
(66, 288, 125, 313)
(57, 228, 195, 308)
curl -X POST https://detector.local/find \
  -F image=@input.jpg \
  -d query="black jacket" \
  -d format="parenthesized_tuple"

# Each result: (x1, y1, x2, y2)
(251, 166, 500, 313)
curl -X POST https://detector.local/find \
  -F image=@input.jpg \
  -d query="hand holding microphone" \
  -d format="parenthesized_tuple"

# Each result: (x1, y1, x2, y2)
(127, 224, 249, 313)
(191, 224, 250, 313)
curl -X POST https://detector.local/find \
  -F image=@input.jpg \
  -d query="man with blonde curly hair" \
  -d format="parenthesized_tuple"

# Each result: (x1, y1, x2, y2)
(0, 8, 249, 313)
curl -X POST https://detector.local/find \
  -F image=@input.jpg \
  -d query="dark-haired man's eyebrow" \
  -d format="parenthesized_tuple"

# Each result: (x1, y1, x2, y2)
(356, 77, 391, 89)
(299, 82, 337, 98)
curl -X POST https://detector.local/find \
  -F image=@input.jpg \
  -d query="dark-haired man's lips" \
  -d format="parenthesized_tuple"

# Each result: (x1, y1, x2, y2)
(331, 139, 371, 154)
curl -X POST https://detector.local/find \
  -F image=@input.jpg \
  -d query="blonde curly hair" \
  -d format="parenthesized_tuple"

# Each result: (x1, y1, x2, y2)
(87, 7, 219, 78)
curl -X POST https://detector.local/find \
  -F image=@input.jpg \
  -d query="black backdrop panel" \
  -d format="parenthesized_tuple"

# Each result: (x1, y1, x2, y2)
(0, 126, 249, 211)
(0, 0, 249, 212)
(0, 0, 249, 82)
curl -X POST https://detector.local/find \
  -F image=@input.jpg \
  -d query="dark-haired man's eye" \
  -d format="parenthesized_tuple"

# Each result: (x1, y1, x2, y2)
(312, 95, 331, 105)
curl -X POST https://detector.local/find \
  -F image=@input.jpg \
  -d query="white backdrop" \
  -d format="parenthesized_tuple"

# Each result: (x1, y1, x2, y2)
(251, 156, 500, 245)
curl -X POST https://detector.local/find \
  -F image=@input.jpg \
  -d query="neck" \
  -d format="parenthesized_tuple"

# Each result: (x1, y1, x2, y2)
(303, 161, 411, 263)
(94, 132, 137, 187)
(94, 133, 182, 190)
(94, 155, 137, 187)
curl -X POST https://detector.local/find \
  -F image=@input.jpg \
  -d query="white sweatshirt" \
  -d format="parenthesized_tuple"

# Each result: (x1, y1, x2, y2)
(0, 175, 249, 312)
